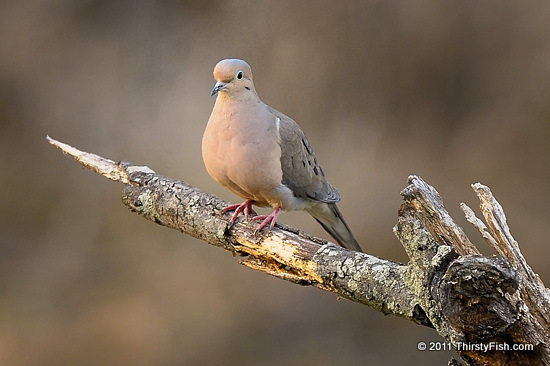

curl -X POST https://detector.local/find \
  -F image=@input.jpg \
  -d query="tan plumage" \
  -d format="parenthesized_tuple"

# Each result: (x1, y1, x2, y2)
(202, 59, 362, 252)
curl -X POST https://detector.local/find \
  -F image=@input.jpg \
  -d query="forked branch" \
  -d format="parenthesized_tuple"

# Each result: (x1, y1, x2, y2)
(48, 136, 549, 365)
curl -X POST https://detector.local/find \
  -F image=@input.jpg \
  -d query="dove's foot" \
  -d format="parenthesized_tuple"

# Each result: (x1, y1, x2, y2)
(223, 200, 257, 226)
(251, 208, 282, 234)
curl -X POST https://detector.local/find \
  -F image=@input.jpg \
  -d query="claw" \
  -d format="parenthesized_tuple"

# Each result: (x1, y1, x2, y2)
(222, 200, 257, 226)
(251, 208, 281, 234)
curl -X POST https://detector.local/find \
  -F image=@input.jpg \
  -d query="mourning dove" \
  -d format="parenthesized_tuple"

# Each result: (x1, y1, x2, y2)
(202, 59, 363, 252)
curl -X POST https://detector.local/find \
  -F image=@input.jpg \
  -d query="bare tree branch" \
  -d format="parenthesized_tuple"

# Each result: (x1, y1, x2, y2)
(47, 136, 424, 324)
(48, 136, 550, 365)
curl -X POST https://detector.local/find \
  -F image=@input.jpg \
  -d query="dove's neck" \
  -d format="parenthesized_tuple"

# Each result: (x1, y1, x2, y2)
(212, 93, 272, 134)
(214, 91, 263, 114)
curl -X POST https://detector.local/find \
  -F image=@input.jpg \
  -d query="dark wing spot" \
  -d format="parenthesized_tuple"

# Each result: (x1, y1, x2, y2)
(313, 166, 319, 176)
(301, 138, 313, 155)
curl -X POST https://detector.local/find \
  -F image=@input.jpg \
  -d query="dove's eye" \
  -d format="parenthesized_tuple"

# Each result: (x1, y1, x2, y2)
(236, 70, 243, 80)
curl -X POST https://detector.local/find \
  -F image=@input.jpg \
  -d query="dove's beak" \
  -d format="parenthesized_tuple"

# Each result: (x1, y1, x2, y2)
(211, 81, 227, 96)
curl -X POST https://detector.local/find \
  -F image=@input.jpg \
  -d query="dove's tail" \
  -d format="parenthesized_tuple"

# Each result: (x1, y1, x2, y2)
(308, 203, 363, 252)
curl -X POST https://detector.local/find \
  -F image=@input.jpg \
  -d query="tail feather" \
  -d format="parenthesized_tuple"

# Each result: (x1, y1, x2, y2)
(308, 203, 363, 252)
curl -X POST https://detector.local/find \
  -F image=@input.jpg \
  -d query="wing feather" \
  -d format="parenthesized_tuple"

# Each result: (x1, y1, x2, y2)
(268, 106, 340, 203)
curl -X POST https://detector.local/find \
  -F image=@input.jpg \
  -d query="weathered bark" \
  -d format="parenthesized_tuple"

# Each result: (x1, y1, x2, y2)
(48, 136, 550, 365)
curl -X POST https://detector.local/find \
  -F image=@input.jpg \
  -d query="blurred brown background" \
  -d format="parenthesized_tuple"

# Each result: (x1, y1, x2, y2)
(2, 1, 550, 365)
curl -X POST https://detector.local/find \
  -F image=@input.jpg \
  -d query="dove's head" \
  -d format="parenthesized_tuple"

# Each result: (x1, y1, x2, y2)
(211, 59, 255, 97)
